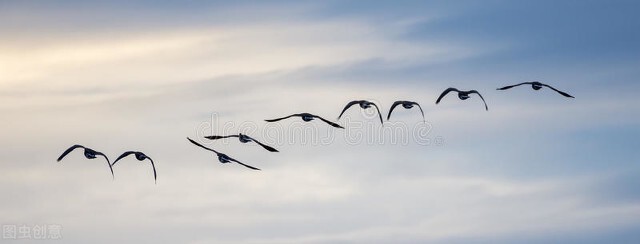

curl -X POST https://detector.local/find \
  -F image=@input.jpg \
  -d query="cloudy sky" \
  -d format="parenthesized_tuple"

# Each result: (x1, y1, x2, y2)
(1, 0, 640, 243)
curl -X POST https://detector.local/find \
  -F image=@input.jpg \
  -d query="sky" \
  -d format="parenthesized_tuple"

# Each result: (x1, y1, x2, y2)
(1, 0, 640, 243)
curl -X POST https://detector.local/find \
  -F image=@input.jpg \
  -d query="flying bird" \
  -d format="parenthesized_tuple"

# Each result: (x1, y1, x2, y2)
(387, 101, 425, 122)
(265, 113, 344, 129)
(337, 100, 384, 124)
(187, 137, 260, 170)
(435, 88, 488, 111)
(57, 145, 113, 178)
(497, 81, 574, 98)
(112, 151, 157, 183)
(205, 133, 278, 152)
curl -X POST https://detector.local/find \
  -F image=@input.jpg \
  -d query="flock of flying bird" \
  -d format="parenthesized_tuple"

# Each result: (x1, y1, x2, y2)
(56, 82, 574, 182)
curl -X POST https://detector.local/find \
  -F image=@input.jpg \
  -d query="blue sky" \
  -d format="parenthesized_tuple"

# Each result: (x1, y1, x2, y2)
(1, 1, 639, 243)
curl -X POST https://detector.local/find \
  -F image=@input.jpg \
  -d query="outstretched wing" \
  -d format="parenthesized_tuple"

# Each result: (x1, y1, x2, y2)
(337, 100, 361, 120)
(246, 135, 279, 152)
(187, 137, 218, 154)
(204, 135, 238, 140)
(265, 114, 298, 122)
(227, 156, 260, 170)
(387, 101, 403, 120)
(314, 115, 344, 129)
(436, 88, 459, 104)
(146, 157, 157, 184)
(112, 151, 136, 166)
(57, 145, 85, 162)
(469, 90, 489, 111)
(496, 82, 531, 90)
(94, 151, 113, 179)
(414, 102, 426, 122)
(542, 84, 574, 98)
(370, 102, 384, 124)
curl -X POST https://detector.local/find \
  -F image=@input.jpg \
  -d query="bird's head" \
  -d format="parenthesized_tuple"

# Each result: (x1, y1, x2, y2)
(360, 101, 372, 109)
(135, 152, 147, 161)
(84, 149, 97, 159)
(301, 114, 314, 121)
(239, 134, 251, 143)
(530, 81, 542, 90)
(217, 154, 231, 163)
(458, 93, 470, 100)
(402, 103, 413, 109)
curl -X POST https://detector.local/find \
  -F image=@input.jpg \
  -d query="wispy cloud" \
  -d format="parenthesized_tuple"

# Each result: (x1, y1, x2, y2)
(1, 1, 639, 243)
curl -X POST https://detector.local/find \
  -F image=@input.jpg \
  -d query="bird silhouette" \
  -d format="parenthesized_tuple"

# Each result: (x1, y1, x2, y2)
(187, 137, 260, 170)
(265, 113, 344, 129)
(497, 81, 574, 98)
(205, 133, 278, 152)
(337, 100, 384, 124)
(57, 145, 113, 178)
(387, 101, 425, 122)
(112, 151, 157, 183)
(436, 88, 488, 111)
